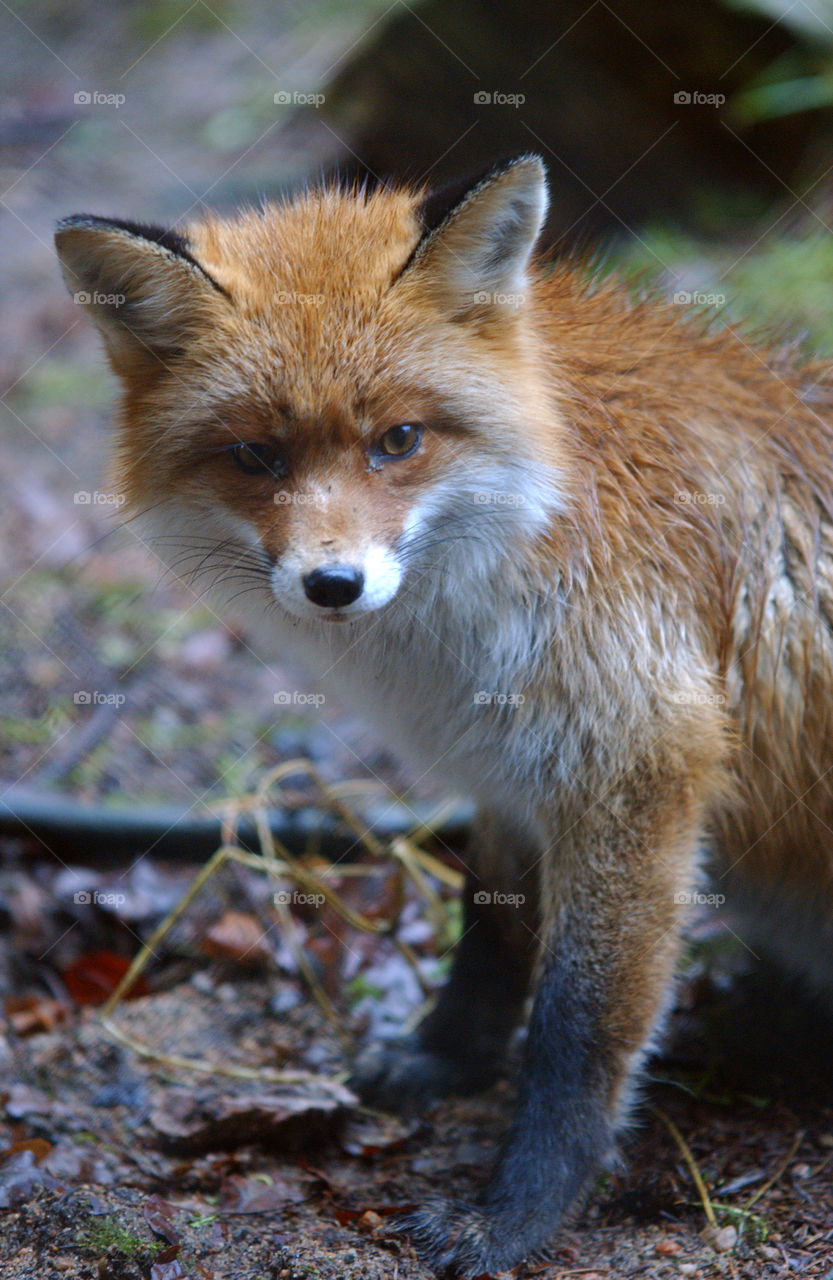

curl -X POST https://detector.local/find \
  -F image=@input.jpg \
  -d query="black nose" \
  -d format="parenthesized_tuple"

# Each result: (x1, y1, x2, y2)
(303, 565, 364, 609)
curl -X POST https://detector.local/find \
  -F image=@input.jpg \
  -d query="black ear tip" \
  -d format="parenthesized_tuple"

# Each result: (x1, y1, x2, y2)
(416, 153, 547, 239)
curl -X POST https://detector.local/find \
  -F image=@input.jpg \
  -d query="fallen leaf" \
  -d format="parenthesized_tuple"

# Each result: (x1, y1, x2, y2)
(143, 1193, 182, 1244)
(6, 995, 70, 1035)
(62, 951, 149, 1005)
(202, 912, 273, 967)
(150, 1087, 354, 1155)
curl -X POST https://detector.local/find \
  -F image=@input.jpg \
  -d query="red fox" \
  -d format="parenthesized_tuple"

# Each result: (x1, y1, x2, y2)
(56, 156, 833, 1276)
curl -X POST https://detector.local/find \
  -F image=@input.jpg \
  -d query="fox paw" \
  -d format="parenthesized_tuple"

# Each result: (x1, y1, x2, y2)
(350, 1038, 495, 1111)
(394, 1198, 528, 1277)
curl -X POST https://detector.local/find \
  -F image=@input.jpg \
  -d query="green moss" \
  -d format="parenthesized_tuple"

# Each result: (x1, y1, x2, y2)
(76, 1214, 162, 1257)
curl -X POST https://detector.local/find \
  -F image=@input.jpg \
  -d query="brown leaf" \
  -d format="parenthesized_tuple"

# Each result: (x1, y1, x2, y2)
(150, 1087, 354, 1156)
(6, 994, 70, 1034)
(143, 1193, 182, 1244)
(202, 911, 273, 967)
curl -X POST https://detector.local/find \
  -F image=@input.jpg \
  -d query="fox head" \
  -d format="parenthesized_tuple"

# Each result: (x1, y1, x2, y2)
(55, 156, 566, 625)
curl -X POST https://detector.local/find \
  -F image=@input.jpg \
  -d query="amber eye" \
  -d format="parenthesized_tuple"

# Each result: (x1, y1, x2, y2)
(231, 443, 287, 477)
(377, 423, 423, 459)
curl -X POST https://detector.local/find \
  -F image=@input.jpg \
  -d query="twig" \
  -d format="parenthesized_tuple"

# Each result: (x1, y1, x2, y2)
(743, 1130, 805, 1211)
(652, 1105, 718, 1229)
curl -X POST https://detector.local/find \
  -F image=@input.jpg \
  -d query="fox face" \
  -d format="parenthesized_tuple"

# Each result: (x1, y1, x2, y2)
(56, 159, 565, 627)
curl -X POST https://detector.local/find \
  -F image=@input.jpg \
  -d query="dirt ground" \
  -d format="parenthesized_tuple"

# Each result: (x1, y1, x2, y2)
(2, 3, 833, 1278)
(2, 891, 833, 1280)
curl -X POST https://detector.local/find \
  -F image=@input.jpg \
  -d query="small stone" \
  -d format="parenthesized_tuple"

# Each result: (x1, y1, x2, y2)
(759, 1245, 780, 1261)
(357, 1209, 383, 1233)
(712, 1225, 737, 1252)
(656, 1237, 682, 1255)
(679, 1266, 697, 1276)
(792, 1162, 811, 1178)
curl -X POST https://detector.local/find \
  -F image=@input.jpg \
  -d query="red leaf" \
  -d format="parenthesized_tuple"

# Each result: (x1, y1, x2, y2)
(62, 951, 149, 1005)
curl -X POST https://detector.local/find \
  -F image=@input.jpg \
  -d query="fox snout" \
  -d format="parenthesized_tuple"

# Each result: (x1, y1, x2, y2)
(302, 564, 365, 609)
(270, 543, 402, 620)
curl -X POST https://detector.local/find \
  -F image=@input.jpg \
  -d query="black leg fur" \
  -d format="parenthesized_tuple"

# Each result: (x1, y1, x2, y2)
(397, 925, 613, 1275)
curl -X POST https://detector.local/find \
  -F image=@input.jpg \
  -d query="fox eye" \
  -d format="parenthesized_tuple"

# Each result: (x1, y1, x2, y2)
(231, 442, 286, 477)
(378, 423, 423, 459)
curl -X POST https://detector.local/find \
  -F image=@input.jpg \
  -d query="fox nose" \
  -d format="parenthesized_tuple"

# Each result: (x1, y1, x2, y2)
(303, 565, 364, 609)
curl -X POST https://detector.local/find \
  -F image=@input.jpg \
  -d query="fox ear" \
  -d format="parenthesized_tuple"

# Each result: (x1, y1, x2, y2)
(54, 216, 226, 377)
(407, 155, 548, 318)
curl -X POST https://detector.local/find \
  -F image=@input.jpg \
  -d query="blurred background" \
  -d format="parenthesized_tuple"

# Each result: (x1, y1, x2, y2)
(4, 0, 833, 822)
